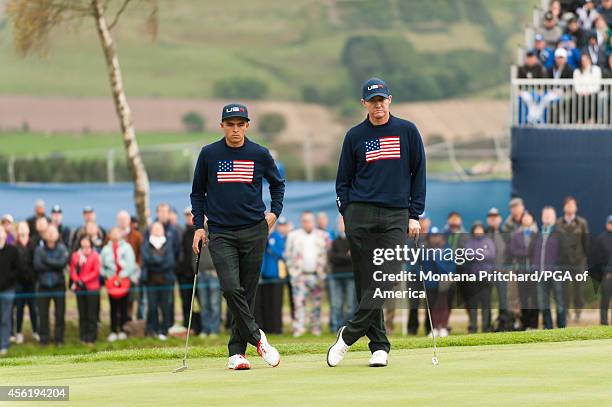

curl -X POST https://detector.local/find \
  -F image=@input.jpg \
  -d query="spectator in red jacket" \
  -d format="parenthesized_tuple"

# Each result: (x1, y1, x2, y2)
(69, 236, 101, 344)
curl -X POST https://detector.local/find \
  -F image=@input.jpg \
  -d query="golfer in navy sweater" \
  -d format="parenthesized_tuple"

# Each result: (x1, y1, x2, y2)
(327, 78, 426, 368)
(190, 103, 285, 370)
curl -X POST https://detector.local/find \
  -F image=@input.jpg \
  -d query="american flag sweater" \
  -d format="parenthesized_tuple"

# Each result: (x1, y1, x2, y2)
(190, 137, 285, 232)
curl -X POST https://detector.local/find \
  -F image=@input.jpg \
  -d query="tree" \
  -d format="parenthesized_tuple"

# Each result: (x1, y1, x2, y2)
(7, 0, 157, 229)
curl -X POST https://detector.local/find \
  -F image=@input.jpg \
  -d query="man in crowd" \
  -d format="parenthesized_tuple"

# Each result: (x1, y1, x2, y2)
(12, 222, 39, 344)
(534, 206, 567, 329)
(33, 225, 69, 346)
(0, 227, 19, 356)
(486, 207, 510, 331)
(285, 211, 327, 337)
(548, 48, 574, 79)
(327, 215, 356, 333)
(154, 203, 180, 328)
(50, 205, 71, 247)
(518, 50, 548, 78)
(26, 200, 48, 242)
(533, 34, 555, 70)
(565, 16, 589, 48)
(556, 196, 589, 323)
(538, 11, 563, 48)
(502, 197, 526, 329)
(582, 32, 607, 68)
(592, 215, 612, 325)
(598, 0, 612, 26)
(71, 207, 105, 252)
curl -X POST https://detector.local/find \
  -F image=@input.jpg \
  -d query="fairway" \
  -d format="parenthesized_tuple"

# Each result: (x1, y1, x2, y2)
(1, 339, 610, 406)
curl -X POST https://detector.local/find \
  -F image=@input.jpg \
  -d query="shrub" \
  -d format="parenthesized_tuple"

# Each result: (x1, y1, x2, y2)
(212, 77, 269, 100)
(181, 111, 205, 133)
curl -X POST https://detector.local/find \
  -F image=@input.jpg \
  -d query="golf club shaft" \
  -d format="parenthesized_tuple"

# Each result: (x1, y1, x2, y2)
(415, 236, 437, 357)
(181, 240, 203, 364)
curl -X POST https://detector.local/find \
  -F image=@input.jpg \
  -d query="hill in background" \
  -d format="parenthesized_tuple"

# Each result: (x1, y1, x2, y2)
(0, 0, 537, 104)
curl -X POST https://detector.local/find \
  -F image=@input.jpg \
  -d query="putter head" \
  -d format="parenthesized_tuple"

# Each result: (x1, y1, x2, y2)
(173, 364, 188, 373)
(431, 356, 439, 366)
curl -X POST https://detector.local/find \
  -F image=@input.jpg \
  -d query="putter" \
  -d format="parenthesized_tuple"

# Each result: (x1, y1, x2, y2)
(414, 236, 439, 366)
(173, 239, 203, 373)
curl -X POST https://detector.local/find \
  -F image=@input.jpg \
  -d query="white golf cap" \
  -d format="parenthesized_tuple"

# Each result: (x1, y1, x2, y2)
(1, 214, 14, 223)
(554, 48, 568, 59)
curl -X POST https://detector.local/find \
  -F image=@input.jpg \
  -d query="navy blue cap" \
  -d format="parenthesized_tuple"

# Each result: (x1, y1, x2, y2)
(362, 77, 390, 101)
(221, 103, 249, 122)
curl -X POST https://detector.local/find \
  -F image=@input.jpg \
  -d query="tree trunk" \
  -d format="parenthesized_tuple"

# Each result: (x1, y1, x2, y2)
(92, 0, 150, 230)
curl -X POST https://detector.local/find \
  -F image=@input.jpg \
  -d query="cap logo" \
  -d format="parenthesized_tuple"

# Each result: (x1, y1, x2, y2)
(367, 84, 384, 91)
(226, 106, 243, 113)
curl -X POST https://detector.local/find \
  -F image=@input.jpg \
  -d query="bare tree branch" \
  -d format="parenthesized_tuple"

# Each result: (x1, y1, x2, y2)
(107, 0, 132, 30)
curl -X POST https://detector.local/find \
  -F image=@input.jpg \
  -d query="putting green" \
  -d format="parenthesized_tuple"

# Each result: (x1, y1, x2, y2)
(0, 339, 610, 406)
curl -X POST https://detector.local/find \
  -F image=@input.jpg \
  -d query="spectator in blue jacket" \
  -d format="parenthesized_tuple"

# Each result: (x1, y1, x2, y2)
(255, 218, 288, 334)
(142, 222, 176, 340)
(534, 34, 555, 70)
(559, 34, 582, 69)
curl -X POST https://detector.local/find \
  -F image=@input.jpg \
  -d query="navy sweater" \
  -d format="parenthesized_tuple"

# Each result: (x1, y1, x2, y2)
(190, 137, 285, 232)
(335, 114, 426, 220)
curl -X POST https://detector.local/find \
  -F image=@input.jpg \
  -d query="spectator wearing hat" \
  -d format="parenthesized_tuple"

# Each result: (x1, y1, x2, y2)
(581, 32, 608, 67)
(558, 34, 583, 69)
(101, 228, 137, 341)
(509, 211, 539, 330)
(255, 216, 288, 335)
(555, 196, 589, 323)
(565, 16, 589, 48)
(534, 34, 555, 69)
(548, 48, 575, 78)
(533, 207, 567, 329)
(0, 226, 19, 356)
(327, 215, 356, 334)
(12, 222, 39, 345)
(598, 0, 612, 26)
(539, 11, 563, 48)
(1, 215, 15, 246)
(486, 208, 510, 330)
(463, 222, 496, 333)
(33, 225, 69, 345)
(591, 215, 612, 325)
(576, 0, 600, 30)
(518, 50, 548, 78)
(50, 206, 71, 247)
(69, 235, 101, 344)
(116, 210, 143, 320)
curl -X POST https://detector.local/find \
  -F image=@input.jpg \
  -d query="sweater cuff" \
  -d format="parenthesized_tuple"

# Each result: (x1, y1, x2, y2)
(409, 215, 420, 221)
(271, 208, 282, 219)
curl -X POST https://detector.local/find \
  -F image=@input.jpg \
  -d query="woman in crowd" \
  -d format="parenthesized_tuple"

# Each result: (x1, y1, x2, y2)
(100, 227, 137, 342)
(573, 53, 602, 123)
(69, 236, 101, 344)
(12, 222, 39, 344)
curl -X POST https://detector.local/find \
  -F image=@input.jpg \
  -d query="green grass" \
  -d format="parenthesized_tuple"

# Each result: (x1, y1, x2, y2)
(0, 331, 610, 406)
(2, 326, 610, 366)
(0, 132, 220, 156)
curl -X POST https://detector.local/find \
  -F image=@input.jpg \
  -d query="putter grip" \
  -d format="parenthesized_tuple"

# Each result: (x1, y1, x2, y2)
(195, 239, 203, 275)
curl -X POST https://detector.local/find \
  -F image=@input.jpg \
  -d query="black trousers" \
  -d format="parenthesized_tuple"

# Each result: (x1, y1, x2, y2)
(76, 291, 99, 342)
(37, 285, 65, 344)
(208, 220, 268, 356)
(342, 203, 409, 354)
(109, 295, 129, 333)
(255, 281, 284, 334)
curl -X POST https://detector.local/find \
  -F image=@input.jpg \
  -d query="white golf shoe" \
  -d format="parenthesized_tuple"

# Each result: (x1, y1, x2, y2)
(228, 354, 251, 370)
(256, 330, 280, 367)
(369, 350, 388, 367)
(327, 326, 350, 367)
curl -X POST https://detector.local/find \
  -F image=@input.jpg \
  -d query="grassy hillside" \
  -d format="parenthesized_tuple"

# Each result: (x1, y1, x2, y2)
(0, 0, 538, 102)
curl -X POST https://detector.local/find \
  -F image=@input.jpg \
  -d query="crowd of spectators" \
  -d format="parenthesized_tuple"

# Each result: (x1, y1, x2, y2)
(0, 197, 610, 357)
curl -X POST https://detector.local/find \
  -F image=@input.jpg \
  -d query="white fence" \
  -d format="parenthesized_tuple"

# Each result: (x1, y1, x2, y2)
(511, 78, 612, 128)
